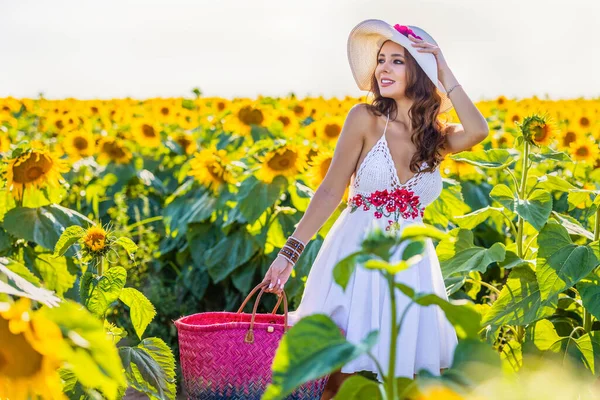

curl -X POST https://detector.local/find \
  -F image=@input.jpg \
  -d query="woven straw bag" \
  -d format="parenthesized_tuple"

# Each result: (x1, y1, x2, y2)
(174, 281, 331, 399)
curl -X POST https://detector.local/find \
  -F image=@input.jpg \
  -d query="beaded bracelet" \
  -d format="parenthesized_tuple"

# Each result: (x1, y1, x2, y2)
(280, 245, 300, 263)
(285, 236, 305, 252)
(277, 236, 306, 266)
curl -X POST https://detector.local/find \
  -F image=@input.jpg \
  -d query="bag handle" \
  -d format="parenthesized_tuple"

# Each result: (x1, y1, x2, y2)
(238, 281, 289, 344)
(237, 281, 284, 315)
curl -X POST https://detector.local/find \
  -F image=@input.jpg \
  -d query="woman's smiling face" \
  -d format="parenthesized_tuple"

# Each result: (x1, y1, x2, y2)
(376, 40, 407, 98)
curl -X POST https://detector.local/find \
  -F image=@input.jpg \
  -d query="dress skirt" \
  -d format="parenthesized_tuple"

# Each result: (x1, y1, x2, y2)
(286, 206, 458, 383)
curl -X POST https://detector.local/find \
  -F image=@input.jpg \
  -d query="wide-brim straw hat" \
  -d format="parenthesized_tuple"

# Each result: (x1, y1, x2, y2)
(347, 19, 453, 114)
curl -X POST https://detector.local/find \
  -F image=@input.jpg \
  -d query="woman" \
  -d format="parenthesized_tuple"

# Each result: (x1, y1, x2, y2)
(261, 19, 490, 399)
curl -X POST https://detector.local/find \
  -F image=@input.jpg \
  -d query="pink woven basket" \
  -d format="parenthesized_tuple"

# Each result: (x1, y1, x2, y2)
(174, 281, 334, 399)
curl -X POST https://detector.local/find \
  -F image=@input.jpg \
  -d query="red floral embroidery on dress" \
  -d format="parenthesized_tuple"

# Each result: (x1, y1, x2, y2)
(348, 187, 424, 233)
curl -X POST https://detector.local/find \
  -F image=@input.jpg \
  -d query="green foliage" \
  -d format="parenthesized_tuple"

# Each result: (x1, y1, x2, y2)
(4, 204, 93, 257)
(482, 265, 558, 326)
(449, 148, 517, 169)
(490, 184, 552, 231)
(53, 225, 86, 257)
(5, 106, 600, 398)
(334, 374, 384, 399)
(84, 266, 127, 317)
(119, 338, 177, 400)
(31, 252, 77, 297)
(437, 228, 506, 277)
(237, 175, 288, 224)
(119, 287, 157, 339)
(42, 300, 127, 400)
(263, 314, 378, 400)
(536, 220, 598, 301)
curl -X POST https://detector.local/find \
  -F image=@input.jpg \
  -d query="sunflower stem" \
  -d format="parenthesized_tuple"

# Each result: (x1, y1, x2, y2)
(584, 207, 600, 332)
(386, 272, 399, 400)
(516, 139, 530, 259)
(98, 256, 104, 276)
(594, 207, 600, 242)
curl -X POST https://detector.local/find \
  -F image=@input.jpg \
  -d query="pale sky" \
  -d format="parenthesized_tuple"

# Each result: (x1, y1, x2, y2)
(1, 0, 598, 101)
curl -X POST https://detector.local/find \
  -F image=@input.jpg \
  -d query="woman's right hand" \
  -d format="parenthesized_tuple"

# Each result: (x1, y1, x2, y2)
(261, 255, 293, 295)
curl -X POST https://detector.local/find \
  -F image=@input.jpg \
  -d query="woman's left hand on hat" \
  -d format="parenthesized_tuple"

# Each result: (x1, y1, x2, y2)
(407, 33, 449, 78)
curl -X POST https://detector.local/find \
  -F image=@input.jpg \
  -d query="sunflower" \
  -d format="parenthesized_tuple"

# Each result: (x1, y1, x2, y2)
(560, 128, 579, 149)
(0, 132, 11, 152)
(490, 131, 514, 149)
(529, 120, 554, 146)
(61, 129, 97, 160)
(504, 108, 525, 130)
(568, 138, 600, 164)
(305, 149, 350, 201)
(0, 109, 17, 128)
(313, 116, 344, 142)
(152, 99, 178, 124)
(274, 109, 301, 137)
(132, 120, 162, 148)
(83, 225, 108, 253)
(255, 142, 310, 184)
(221, 102, 275, 136)
(176, 109, 197, 131)
(46, 111, 80, 135)
(4, 144, 70, 202)
(305, 149, 333, 189)
(495, 95, 508, 108)
(0, 298, 66, 400)
(171, 132, 197, 155)
(205, 97, 230, 113)
(521, 114, 558, 147)
(577, 114, 592, 131)
(290, 102, 310, 119)
(188, 147, 234, 194)
(96, 137, 133, 165)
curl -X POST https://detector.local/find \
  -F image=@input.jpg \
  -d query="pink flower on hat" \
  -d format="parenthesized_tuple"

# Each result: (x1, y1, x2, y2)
(393, 24, 422, 40)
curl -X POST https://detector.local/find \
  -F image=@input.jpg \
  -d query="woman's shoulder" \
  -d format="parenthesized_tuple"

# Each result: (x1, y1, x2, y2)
(347, 103, 379, 126)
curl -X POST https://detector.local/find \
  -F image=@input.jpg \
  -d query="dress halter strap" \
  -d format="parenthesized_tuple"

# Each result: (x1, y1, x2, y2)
(384, 111, 390, 139)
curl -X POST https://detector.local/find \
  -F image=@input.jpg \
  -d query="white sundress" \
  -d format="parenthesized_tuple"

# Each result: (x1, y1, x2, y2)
(286, 111, 459, 383)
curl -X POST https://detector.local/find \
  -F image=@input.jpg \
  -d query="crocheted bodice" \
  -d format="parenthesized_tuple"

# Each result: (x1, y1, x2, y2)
(348, 111, 443, 209)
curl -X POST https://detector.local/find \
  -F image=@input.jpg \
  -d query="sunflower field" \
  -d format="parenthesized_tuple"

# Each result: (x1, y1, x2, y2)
(1, 92, 600, 399)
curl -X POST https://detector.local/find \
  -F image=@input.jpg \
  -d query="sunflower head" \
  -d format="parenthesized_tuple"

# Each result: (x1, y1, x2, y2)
(83, 225, 109, 253)
(133, 121, 162, 148)
(314, 117, 344, 142)
(172, 133, 197, 155)
(188, 147, 234, 194)
(4, 144, 70, 202)
(62, 129, 96, 160)
(578, 115, 591, 129)
(0, 298, 66, 400)
(305, 149, 333, 190)
(238, 105, 265, 127)
(520, 114, 558, 148)
(97, 137, 133, 165)
(496, 95, 508, 107)
(562, 130, 578, 147)
(255, 142, 309, 184)
(568, 139, 600, 163)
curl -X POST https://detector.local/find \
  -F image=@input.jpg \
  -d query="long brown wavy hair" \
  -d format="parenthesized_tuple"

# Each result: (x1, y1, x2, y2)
(365, 40, 448, 174)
